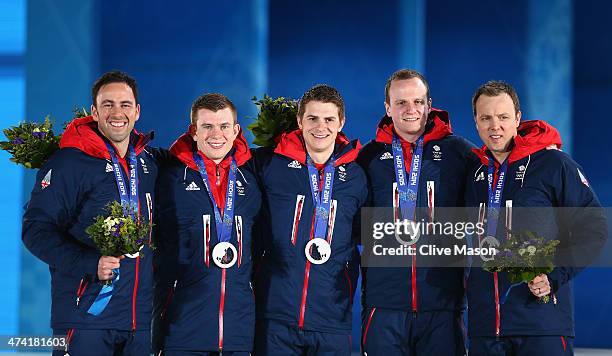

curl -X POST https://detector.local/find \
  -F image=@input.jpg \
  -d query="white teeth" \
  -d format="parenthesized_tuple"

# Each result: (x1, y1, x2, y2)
(208, 142, 224, 148)
(312, 133, 328, 138)
(110, 122, 126, 127)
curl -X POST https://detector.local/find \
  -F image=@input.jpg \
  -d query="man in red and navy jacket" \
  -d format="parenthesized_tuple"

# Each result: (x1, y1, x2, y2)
(22, 71, 157, 355)
(251, 84, 367, 355)
(357, 69, 475, 356)
(153, 93, 261, 355)
(465, 80, 608, 355)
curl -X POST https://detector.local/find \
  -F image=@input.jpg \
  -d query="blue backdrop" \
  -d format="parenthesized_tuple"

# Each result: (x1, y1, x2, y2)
(1, 0, 611, 350)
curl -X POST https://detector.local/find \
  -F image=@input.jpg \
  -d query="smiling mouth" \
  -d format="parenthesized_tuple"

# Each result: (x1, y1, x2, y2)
(401, 117, 420, 122)
(207, 142, 225, 149)
(311, 132, 330, 139)
(109, 121, 127, 128)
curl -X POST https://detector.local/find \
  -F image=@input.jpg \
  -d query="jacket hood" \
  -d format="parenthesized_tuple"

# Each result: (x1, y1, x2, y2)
(472, 120, 562, 166)
(169, 126, 252, 171)
(60, 115, 152, 160)
(374, 108, 452, 145)
(273, 129, 361, 167)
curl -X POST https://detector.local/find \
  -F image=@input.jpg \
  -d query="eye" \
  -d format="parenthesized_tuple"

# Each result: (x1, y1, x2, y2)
(221, 124, 230, 130)
(202, 124, 212, 130)
(396, 100, 406, 106)
(415, 100, 424, 105)
(121, 103, 132, 108)
(103, 103, 112, 108)
(325, 118, 335, 123)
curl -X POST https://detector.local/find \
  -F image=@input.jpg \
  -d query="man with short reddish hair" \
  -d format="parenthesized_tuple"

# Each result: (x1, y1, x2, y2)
(154, 93, 261, 355)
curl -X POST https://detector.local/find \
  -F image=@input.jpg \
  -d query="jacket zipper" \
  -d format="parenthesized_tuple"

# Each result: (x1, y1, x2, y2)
(411, 249, 417, 316)
(344, 265, 353, 301)
(160, 280, 177, 321)
(362, 308, 376, 348)
(218, 268, 227, 351)
(494, 271, 500, 337)
(298, 169, 324, 329)
(132, 255, 140, 330)
(298, 213, 316, 329)
(75, 278, 89, 306)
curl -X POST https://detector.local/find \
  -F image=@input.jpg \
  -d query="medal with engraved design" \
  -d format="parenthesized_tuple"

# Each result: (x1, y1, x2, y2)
(212, 241, 238, 269)
(305, 238, 331, 265)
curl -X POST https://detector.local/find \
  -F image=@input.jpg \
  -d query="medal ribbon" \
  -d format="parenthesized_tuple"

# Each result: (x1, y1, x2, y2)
(485, 156, 508, 238)
(306, 155, 335, 240)
(193, 152, 237, 244)
(485, 156, 520, 304)
(88, 142, 139, 316)
(391, 135, 424, 221)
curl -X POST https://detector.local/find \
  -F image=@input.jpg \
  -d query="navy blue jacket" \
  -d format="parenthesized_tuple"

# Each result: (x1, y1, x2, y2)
(153, 130, 261, 352)
(22, 116, 157, 331)
(465, 120, 608, 337)
(252, 130, 367, 333)
(358, 110, 476, 313)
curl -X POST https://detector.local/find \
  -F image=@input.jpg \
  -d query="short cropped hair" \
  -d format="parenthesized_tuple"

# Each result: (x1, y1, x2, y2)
(385, 69, 430, 104)
(472, 80, 520, 117)
(190, 93, 237, 124)
(297, 84, 345, 120)
(92, 71, 139, 106)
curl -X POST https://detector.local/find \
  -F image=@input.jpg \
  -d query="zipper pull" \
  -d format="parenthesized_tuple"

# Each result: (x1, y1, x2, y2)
(76, 297, 80, 306)
(215, 165, 221, 186)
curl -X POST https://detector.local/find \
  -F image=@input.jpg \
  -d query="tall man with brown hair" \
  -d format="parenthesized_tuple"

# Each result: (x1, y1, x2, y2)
(252, 84, 367, 355)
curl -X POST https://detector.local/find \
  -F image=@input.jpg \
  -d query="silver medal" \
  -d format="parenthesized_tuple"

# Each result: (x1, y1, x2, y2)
(212, 242, 237, 269)
(305, 239, 331, 265)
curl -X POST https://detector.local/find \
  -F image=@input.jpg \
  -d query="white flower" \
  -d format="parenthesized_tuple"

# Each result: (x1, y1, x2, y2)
(104, 216, 116, 231)
(518, 248, 526, 256)
(527, 245, 536, 255)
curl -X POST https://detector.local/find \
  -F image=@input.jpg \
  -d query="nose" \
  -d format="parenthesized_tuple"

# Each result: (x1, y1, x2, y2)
(489, 117, 501, 131)
(313, 119, 328, 130)
(210, 125, 224, 136)
(404, 102, 418, 114)
(109, 105, 128, 117)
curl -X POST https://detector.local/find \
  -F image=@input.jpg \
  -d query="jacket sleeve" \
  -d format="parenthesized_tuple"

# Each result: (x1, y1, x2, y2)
(549, 157, 608, 292)
(152, 159, 188, 353)
(21, 151, 100, 279)
(352, 143, 377, 247)
(248, 148, 271, 278)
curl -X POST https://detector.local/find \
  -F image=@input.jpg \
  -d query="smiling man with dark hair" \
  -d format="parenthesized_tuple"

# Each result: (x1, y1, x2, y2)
(22, 71, 158, 356)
